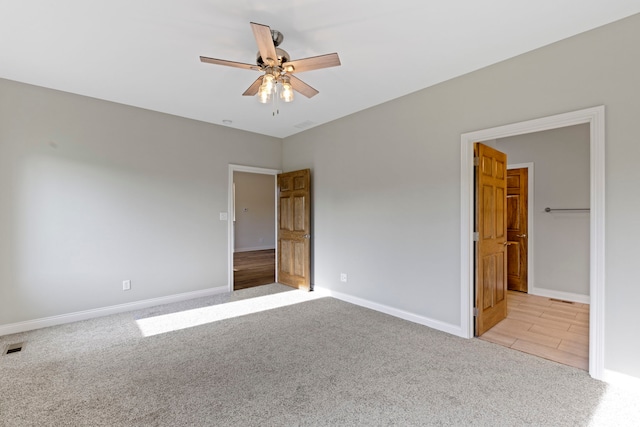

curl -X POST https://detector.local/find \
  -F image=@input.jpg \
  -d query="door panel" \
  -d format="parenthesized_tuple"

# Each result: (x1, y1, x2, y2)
(475, 143, 508, 336)
(277, 169, 311, 290)
(507, 168, 528, 292)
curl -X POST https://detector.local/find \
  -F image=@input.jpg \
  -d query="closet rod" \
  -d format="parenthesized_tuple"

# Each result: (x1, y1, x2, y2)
(544, 207, 590, 212)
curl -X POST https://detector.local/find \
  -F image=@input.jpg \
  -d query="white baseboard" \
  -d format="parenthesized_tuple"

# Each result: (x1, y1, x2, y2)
(0, 286, 229, 336)
(234, 246, 276, 253)
(603, 369, 640, 389)
(528, 286, 590, 304)
(314, 286, 464, 338)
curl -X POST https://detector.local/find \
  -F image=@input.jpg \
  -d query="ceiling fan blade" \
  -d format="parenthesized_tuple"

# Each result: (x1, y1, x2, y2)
(282, 53, 341, 74)
(243, 76, 264, 96)
(200, 56, 261, 71)
(250, 22, 278, 67)
(289, 75, 319, 98)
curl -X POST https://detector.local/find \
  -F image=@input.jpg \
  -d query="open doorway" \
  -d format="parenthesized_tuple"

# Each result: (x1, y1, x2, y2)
(476, 125, 591, 370)
(498, 125, 590, 302)
(228, 165, 313, 293)
(460, 106, 605, 380)
(233, 171, 277, 290)
(228, 165, 281, 292)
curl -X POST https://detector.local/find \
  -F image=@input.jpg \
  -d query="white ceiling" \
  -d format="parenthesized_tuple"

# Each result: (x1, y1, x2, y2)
(1, 1, 638, 138)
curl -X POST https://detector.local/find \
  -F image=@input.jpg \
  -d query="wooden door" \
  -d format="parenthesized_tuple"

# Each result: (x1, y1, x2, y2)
(475, 143, 508, 336)
(507, 168, 528, 292)
(277, 169, 311, 291)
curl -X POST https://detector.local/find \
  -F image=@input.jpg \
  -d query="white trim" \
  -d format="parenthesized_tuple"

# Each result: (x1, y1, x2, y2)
(228, 165, 281, 292)
(529, 288, 590, 304)
(0, 286, 228, 336)
(315, 286, 464, 337)
(460, 106, 605, 380)
(507, 162, 535, 297)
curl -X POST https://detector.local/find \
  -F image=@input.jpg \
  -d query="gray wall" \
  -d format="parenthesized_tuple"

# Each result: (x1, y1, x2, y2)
(282, 14, 640, 378)
(494, 124, 590, 299)
(0, 78, 282, 324)
(233, 172, 276, 252)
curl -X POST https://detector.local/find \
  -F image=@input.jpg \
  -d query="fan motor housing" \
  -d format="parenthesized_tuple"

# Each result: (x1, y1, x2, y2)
(256, 48, 290, 67)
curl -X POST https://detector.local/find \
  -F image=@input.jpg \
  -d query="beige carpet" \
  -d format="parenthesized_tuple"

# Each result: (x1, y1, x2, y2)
(1, 284, 639, 426)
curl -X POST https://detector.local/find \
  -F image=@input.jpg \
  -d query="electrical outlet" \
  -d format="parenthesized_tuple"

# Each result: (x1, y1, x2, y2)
(340, 273, 348, 283)
(122, 280, 131, 291)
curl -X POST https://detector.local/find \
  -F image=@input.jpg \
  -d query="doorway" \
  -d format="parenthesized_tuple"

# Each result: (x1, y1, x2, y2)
(233, 171, 277, 290)
(227, 165, 313, 293)
(228, 165, 281, 292)
(478, 130, 590, 370)
(460, 106, 605, 379)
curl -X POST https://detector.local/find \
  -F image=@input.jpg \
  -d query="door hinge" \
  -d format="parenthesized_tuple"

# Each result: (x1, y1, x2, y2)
(473, 307, 478, 317)
(473, 157, 479, 166)
(473, 232, 479, 241)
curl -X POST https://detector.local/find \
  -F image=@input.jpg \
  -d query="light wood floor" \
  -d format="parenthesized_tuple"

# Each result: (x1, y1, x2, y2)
(233, 249, 275, 291)
(479, 291, 589, 370)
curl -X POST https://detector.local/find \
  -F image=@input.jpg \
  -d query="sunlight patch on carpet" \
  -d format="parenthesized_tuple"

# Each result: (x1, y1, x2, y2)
(588, 375, 640, 425)
(136, 290, 323, 337)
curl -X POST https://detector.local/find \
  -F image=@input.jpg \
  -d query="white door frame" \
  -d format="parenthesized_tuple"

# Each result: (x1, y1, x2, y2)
(460, 106, 605, 380)
(228, 164, 281, 292)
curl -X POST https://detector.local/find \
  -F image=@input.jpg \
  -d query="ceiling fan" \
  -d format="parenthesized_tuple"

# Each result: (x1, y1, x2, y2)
(200, 22, 341, 105)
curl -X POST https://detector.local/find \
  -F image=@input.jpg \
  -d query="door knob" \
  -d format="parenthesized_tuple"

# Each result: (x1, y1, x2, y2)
(516, 234, 527, 238)
(303, 234, 311, 239)
(504, 241, 517, 246)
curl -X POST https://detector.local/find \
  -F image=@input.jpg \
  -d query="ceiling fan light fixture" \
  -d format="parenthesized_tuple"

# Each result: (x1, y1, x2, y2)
(261, 73, 275, 92)
(280, 80, 294, 103)
(257, 84, 272, 104)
